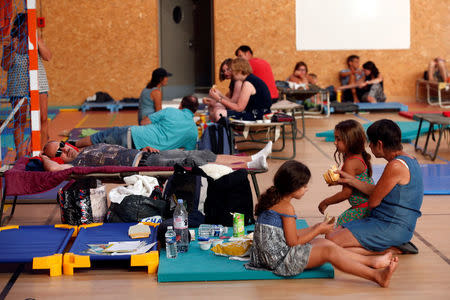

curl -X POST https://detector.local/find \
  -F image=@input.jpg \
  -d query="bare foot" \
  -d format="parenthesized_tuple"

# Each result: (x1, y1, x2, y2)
(377, 257, 399, 288)
(386, 247, 402, 255)
(372, 252, 392, 269)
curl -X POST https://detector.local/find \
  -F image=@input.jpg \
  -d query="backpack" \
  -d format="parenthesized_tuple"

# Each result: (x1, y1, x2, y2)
(203, 168, 254, 226)
(163, 164, 206, 227)
(106, 187, 168, 223)
(163, 164, 254, 227)
(198, 116, 234, 154)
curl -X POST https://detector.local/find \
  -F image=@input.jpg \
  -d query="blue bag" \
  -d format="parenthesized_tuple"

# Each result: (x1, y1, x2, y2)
(197, 116, 233, 155)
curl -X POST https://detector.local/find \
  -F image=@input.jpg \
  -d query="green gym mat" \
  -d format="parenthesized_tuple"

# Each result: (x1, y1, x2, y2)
(158, 219, 334, 282)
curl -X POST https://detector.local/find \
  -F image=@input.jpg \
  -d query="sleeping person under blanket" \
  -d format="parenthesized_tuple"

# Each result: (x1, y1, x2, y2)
(40, 141, 273, 172)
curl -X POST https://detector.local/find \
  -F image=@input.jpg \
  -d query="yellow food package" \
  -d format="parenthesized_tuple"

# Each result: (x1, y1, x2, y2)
(211, 240, 252, 257)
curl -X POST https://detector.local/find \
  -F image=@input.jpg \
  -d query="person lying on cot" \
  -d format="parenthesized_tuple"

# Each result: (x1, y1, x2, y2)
(72, 95, 199, 151)
(326, 119, 423, 255)
(39, 141, 273, 172)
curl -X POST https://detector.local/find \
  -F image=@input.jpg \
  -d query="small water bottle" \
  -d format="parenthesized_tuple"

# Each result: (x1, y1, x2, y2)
(198, 224, 211, 241)
(165, 226, 177, 259)
(210, 225, 228, 237)
(173, 199, 189, 253)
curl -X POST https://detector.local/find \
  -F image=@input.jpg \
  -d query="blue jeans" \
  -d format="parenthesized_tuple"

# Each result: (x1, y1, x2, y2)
(90, 126, 131, 147)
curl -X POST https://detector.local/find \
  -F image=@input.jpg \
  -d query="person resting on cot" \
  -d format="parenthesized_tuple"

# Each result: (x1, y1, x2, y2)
(73, 95, 199, 151)
(39, 141, 273, 172)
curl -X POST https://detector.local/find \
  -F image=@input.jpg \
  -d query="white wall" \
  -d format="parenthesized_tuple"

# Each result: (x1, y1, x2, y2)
(296, 0, 410, 50)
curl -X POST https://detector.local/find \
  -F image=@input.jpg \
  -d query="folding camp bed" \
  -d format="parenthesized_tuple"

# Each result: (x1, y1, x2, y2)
(0, 224, 75, 276)
(231, 100, 304, 160)
(278, 87, 330, 118)
(80, 100, 120, 113)
(64, 222, 159, 275)
(0, 158, 267, 225)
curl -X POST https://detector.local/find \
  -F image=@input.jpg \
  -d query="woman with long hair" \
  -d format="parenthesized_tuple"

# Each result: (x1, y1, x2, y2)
(138, 67, 171, 125)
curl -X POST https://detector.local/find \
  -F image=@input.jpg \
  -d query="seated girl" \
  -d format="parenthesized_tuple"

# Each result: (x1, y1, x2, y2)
(318, 120, 373, 227)
(287, 61, 309, 90)
(359, 61, 386, 103)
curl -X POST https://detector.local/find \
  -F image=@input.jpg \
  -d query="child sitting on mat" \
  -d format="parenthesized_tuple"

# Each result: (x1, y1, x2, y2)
(318, 120, 373, 226)
(245, 160, 398, 287)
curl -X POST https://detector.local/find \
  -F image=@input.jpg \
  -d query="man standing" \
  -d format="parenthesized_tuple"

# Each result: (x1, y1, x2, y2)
(235, 45, 279, 102)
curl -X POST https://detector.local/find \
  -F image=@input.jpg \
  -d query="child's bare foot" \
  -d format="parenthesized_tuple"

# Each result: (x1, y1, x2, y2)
(372, 252, 392, 269)
(385, 247, 402, 255)
(376, 257, 399, 288)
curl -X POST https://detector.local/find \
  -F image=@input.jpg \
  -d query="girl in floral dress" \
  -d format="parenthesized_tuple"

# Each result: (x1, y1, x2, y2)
(318, 120, 373, 226)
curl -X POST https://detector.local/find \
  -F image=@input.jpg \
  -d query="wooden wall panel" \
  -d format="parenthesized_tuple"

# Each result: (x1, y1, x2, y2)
(40, 0, 159, 106)
(213, 0, 450, 101)
(37, 0, 448, 105)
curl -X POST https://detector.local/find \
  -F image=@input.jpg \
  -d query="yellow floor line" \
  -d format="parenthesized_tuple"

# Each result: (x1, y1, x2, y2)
(74, 115, 89, 128)
(2, 204, 11, 213)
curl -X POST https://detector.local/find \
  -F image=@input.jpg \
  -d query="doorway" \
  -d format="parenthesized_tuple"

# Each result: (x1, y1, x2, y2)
(160, 0, 214, 100)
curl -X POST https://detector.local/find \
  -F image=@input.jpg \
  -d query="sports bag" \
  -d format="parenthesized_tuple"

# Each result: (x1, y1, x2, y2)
(198, 116, 234, 154)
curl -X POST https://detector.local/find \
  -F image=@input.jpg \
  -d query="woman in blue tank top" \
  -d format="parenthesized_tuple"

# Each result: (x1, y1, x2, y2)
(327, 119, 423, 255)
(208, 58, 271, 120)
(138, 68, 172, 125)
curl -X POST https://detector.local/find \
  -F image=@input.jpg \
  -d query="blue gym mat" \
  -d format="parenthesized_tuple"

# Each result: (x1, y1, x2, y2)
(324, 102, 408, 114)
(373, 163, 450, 195)
(0, 225, 73, 263)
(316, 121, 430, 143)
(356, 102, 408, 112)
(69, 223, 158, 261)
(158, 219, 334, 282)
(80, 101, 119, 113)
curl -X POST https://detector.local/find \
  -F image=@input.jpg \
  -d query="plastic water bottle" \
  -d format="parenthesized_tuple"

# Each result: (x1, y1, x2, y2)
(210, 224, 228, 237)
(165, 226, 177, 259)
(173, 199, 189, 253)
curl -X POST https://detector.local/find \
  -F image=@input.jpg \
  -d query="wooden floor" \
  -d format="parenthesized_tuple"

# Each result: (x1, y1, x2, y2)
(1, 101, 450, 299)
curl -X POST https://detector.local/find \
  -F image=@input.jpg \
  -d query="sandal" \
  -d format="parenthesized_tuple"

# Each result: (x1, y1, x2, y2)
(396, 241, 419, 254)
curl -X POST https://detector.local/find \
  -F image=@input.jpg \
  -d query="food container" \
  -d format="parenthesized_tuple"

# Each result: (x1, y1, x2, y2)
(199, 241, 212, 250)
(212, 239, 224, 247)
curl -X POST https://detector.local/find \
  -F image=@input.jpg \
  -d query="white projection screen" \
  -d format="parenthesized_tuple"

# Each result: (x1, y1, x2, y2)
(296, 0, 410, 50)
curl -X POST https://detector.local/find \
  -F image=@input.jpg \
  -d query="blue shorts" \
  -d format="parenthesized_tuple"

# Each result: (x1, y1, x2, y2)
(90, 126, 131, 148)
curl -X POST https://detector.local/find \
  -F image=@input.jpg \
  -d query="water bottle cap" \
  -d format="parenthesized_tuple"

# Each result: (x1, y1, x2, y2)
(167, 226, 173, 229)
(177, 199, 183, 204)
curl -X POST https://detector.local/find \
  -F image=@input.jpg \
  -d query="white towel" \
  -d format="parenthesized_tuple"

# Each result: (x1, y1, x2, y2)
(109, 175, 159, 204)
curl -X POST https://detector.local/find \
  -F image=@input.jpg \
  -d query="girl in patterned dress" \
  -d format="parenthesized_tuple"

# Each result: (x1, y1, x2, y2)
(246, 160, 398, 287)
(318, 120, 373, 226)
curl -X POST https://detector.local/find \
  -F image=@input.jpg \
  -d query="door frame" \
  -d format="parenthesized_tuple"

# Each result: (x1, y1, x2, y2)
(158, 0, 215, 98)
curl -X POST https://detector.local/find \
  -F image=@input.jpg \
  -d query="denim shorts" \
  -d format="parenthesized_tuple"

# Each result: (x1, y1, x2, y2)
(90, 126, 131, 148)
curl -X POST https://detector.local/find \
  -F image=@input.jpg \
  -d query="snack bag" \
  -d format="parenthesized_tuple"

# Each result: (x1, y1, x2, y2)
(211, 240, 252, 257)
